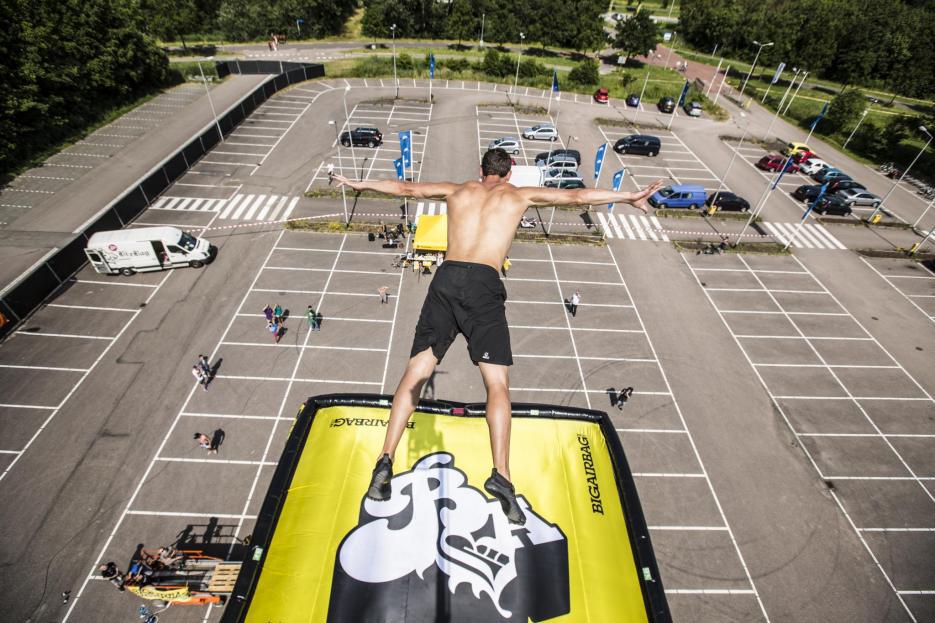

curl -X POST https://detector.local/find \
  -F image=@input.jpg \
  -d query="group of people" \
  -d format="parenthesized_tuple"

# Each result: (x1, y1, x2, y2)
(191, 354, 213, 391)
(379, 221, 407, 248)
(263, 303, 325, 341)
(99, 546, 185, 592)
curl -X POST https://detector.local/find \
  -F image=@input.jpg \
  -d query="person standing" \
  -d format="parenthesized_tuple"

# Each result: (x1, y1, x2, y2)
(616, 386, 633, 410)
(262, 304, 274, 325)
(193, 432, 217, 454)
(378, 286, 389, 305)
(192, 365, 208, 391)
(569, 289, 581, 317)
(98, 562, 126, 592)
(501, 256, 511, 278)
(307, 305, 320, 331)
(198, 354, 211, 380)
(273, 303, 284, 324)
(268, 320, 281, 343)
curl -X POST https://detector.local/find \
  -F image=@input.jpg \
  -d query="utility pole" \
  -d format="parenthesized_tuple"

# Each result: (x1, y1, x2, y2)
(843, 108, 869, 149)
(739, 40, 773, 100)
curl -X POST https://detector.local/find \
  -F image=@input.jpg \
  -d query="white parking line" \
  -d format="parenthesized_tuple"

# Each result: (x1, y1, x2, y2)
(860, 257, 935, 323)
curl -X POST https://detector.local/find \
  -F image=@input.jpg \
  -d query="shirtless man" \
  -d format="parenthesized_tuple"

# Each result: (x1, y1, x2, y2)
(333, 148, 662, 524)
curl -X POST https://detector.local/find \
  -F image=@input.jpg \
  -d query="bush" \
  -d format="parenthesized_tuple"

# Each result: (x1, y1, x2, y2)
(482, 49, 513, 78)
(568, 58, 599, 85)
(518, 58, 549, 79)
(443, 58, 471, 72)
(618, 72, 637, 89)
(397, 53, 415, 71)
(825, 89, 865, 134)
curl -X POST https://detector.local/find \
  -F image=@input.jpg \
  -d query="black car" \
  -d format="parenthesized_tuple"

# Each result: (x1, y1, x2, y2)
(340, 127, 383, 147)
(544, 178, 586, 189)
(814, 195, 852, 216)
(705, 191, 750, 212)
(793, 184, 824, 202)
(534, 149, 581, 165)
(657, 97, 675, 113)
(828, 179, 866, 194)
(613, 135, 661, 157)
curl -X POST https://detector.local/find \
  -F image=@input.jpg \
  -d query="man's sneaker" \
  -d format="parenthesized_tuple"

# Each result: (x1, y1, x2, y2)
(367, 454, 393, 501)
(484, 469, 527, 525)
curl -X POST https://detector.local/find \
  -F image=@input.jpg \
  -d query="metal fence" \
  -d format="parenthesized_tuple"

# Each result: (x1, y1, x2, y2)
(0, 61, 324, 339)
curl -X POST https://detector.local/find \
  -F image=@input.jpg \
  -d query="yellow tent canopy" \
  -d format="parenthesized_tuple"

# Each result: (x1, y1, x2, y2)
(413, 214, 447, 252)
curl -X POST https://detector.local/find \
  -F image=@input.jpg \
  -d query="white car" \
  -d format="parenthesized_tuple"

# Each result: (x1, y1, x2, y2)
(487, 137, 520, 154)
(522, 124, 558, 141)
(542, 168, 582, 182)
(539, 156, 578, 172)
(799, 158, 830, 175)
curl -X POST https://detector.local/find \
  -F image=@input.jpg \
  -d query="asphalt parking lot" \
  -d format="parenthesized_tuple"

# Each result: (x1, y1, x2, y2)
(1, 78, 933, 623)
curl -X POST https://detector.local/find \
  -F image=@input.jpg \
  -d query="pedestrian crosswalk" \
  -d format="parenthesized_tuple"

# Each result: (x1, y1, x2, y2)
(763, 222, 847, 250)
(596, 212, 670, 242)
(151, 194, 299, 222)
(414, 201, 446, 224)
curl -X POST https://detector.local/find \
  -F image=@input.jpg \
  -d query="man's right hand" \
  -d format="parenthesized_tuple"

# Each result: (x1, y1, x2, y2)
(630, 179, 664, 214)
(331, 173, 353, 189)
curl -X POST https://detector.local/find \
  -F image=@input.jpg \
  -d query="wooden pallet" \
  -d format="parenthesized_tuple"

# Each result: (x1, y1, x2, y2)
(206, 562, 242, 593)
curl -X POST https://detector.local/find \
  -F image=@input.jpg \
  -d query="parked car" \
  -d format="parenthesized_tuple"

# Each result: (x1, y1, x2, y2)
(792, 149, 819, 164)
(812, 168, 850, 183)
(542, 169, 583, 183)
(837, 188, 881, 207)
(792, 184, 825, 202)
(648, 184, 707, 209)
(540, 156, 579, 171)
(535, 149, 581, 165)
(522, 124, 558, 141)
(545, 178, 586, 189)
(340, 127, 383, 147)
(705, 191, 750, 212)
(487, 137, 520, 154)
(684, 101, 703, 117)
(799, 158, 831, 175)
(613, 135, 661, 156)
(756, 154, 800, 173)
(593, 87, 609, 104)
(827, 179, 865, 194)
(782, 141, 811, 157)
(814, 195, 852, 216)
(657, 97, 676, 113)
(626, 94, 641, 107)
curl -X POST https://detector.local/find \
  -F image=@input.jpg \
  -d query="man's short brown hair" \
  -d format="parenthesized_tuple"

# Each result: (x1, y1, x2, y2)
(481, 148, 512, 178)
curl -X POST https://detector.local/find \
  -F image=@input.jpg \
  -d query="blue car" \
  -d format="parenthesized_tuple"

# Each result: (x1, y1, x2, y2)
(648, 184, 707, 210)
(626, 94, 640, 107)
(812, 168, 850, 183)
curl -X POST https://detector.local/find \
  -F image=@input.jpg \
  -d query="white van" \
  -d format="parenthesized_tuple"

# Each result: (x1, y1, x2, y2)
(508, 165, 544, 188)
(85, 227, 215, 276)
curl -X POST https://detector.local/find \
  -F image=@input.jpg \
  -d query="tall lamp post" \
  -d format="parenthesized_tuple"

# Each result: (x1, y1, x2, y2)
(512, 32, 525, 100)
(739, 40, 773, 100)
(868, 125, 933, 223)
(479, 13, 485, 48)
(197, 57, 223, 142)
(782, 70, 807, 114)
(390, 24, 399, 99)
(764, 67, 799, 140)
(843, 108, 869, 149)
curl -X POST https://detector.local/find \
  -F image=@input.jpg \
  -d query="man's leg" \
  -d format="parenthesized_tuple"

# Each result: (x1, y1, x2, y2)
(380, 347, 437, 459)
(478, 362, 511, 480)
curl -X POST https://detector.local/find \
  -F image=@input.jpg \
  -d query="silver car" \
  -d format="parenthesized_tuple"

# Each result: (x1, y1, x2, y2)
(542, 168, 582, 182)
(522, 124, 558, 141)
(487, 137, 520, 154)
(838, 188, 881, 207)
(539, 156, 578, 172)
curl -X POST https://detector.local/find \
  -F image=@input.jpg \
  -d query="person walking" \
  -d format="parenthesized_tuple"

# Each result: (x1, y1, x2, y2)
(378, 286, 389, 305)
(192, 365, 208, 391)
(273, 303, 284, 324)
(262, 304, 274, 324)
(307, 305, 320, 331)
(501, 256, 511, 278)
(193, 432, 217, 454)
(334, 152, 660, 526)
(268, 320, 282, 343)
(616, 386, 633, 410)
(198, 354, 211, 380)
(569, 289, 581, 317)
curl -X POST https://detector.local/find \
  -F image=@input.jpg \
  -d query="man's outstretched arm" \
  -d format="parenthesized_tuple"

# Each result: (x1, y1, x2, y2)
(519, 179, 664, 214)
(331, 173, 459, 199)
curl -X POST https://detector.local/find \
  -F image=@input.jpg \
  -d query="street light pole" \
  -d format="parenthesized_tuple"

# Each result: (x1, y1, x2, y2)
(868, 126, 933, 222)
(512, 32, 525, 101)
(197, 57, 223, 142)
(342, 86, 359, 181)
(391, 24, 398, 99)
(739, 40, 773, 100)
(713, 113, 749, 213)
(479, 13, 485, 48)
(664, 32, 677, 70)
(712, 64, 730, 106)
(782, 70, 807, 114)
(328, 120, 349, 225)
(913, 195, 935, 229)
(843, 108, 869, 149)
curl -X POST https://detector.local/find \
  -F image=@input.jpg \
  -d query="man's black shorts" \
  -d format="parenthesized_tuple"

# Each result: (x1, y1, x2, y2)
(410, 260, 512, 366)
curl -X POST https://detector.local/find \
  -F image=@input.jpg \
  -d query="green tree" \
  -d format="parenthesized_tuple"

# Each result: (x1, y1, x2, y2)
(568, 58, 599, 85)
(446, 0, 478, 45)
(141, 0, 200, 50)
(825, 89, 865, 135)
(613, 10, 657, 62)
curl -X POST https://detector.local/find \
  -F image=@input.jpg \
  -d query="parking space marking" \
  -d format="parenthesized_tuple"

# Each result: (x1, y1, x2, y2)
(221, 341, 386, 352)
(860, 257, 935, 323)
(683, 252, 935, 617)
(46, 303, 136, 313)
(0, 363, 90, 372)
(155, 457, 277, 466)
(126, 510, 256, 520)
(12, 331, 114, 340)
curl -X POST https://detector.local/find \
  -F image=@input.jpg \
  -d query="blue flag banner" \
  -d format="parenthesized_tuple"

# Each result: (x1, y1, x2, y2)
(552, 70, 559, 93)
(399, 130, 412, 168)
(394, 158, 404, 180)
(608, 169, 625, 211)
(594, 144, 607, 181)
(810, 102, 829, 130)
(429, 53, 435, 80)
(772, 155, 796, 189)
(771, 62, 786, 84)
(807, 182, 830, 216)
(677, 80, 690, 108)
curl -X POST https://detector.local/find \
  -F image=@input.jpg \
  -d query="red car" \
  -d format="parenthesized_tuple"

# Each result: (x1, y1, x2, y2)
(593, 87, 609, 104)
(792, 150, 818, 164)
(756, 154, 800, 173)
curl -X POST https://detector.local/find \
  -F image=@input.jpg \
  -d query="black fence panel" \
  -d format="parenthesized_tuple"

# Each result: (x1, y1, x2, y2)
(113, 187, 149, 223)
(0, 299, 18, 340)
(141, 170, 169, 204)
(240, 60, 260, 74)
(274, 74, 288, 90)
(5, 265, 61, 319)
(182, 138, 206, 168)
(85, 208, 124, 236)
(216, 62, 232, 79)
(256, 60, 282, 75)
(226, 105, 245, 128)
(200, 125, 222, 152)
(286, 68, 304, 84)
(164, 152, 188, 183)
(47, 235, 91, 283)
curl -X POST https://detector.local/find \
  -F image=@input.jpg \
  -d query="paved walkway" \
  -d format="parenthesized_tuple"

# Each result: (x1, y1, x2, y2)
(0, 73, 271, 293)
